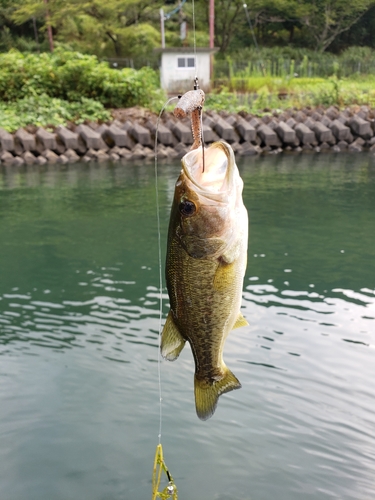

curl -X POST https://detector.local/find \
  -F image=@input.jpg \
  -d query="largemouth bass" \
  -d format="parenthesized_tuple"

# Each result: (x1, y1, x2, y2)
(161, 140, 248, 420)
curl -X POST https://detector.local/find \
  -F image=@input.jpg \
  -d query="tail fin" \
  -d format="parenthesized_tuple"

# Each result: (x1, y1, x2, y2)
(194, 367, 241, 421)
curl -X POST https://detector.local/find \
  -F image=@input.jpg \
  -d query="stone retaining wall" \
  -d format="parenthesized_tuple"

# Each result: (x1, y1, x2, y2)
(1, 105, 375, 166)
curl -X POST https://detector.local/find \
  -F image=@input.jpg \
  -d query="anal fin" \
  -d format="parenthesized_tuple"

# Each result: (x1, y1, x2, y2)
(161, 311, 186, 361)
(233, 312, 248, 329)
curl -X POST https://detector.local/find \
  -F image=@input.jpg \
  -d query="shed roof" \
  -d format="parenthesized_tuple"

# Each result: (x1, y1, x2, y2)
(155, 47, 219, 54)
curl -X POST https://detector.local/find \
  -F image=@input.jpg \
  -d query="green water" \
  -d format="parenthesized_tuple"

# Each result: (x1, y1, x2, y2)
(0, 153, 374, 500)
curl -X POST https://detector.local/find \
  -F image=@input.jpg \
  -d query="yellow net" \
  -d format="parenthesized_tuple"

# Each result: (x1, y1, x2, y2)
(152, 444, 178, 500)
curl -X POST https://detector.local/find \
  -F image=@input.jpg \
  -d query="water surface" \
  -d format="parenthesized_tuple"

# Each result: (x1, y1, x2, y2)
(0, 153, 374, 500)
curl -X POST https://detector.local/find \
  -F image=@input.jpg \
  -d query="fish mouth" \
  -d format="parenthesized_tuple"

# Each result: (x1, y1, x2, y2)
(181, 141, 235, 195)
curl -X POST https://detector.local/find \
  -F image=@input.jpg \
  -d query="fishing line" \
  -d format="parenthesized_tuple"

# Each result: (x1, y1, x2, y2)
(243, 3, 266, 76)
(152, 96, 180, 499)
(192, 0, 197, 78)
(200, 105, 205, 173)
(154, 96, 179, 444)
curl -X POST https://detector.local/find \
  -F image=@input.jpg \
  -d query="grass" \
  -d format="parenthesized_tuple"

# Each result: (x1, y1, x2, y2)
(205, 75, 375, 114)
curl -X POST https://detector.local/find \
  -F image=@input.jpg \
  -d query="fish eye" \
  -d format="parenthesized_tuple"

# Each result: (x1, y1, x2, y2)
(179, 200, 196, 217)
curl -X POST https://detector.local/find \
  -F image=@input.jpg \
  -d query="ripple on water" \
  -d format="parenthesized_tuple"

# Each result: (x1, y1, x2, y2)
(0, 277, 165, 363)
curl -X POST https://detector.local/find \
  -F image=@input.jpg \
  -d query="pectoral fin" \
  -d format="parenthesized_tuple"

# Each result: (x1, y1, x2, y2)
(161, 311, 186, 361)
(233, 312, 248, 329)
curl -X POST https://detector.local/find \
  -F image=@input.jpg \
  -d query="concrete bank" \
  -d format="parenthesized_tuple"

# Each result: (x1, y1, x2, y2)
(1, 105, 375, 166)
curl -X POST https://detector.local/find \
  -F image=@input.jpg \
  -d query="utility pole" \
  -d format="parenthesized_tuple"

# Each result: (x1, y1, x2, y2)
(209, 0, 214, 49)
(209, 0, 214, 81)
(160, 8, 165, 48)
(44, 0, 54, 52)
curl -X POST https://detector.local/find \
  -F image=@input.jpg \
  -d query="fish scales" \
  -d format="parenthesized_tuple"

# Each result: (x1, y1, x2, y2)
(161, 141, 248, 420)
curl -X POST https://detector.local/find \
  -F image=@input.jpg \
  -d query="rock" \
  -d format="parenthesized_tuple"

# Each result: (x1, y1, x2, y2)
(235, 116, 256, 142)
(348, 141, 363, 152)
(109, 152, 120, 162)
(248, 117, 261, 128)
(22, 151, 37, 165)
(42, 149, 59, 164)
(145, 120, 174, 146)
(266, 119, 278, 130)
(239, 143, 260, 156)
(211, 115, 237, 142)
(331, 145, 341, 153)
(310, 121, 333, 143)
(331, 119, 350, 141)
(320, 116, 332, 128)
(117, 147, 133, 158)
(348, 116, 373, 139)
(142, 146, 155, 158)
(257, 124, 280, 146)
(85, 148, 97, 158)
(127, 121, 153, 146)
(294, 111, 307, 122)
(64, 148, 80, 163)
(76, 124, 102, 149)
(57, 154, 69, 164)
(202, 123, 219, 143)
(156, 144, 169, 159)
(102, 123, 134, 149)
(168, 120, 193, 144)
(95, 150, 110, 161)
(36, 127, 57, 150)
(275, 121, 296, 144)
(337, 141, 348, 150)
(55, 126, 79, 150)
(286, 117, 297, 129)
(304, 117, 316, 130)
(353, 137, 366, 147)
(269, 147, 283, 155)
(337, 113, 349, 125)
(0, 127, 15, 151)
(164, 146, 180, 159)
(325, 106, 340, 120)
(203, 115, 216, 129)
(36, 155, 47, 165)
(131, 143, 146, 160)
(12, 156, 25, 166)
(15, 128, 36, 151)
(295, 123, 316, 145)
(0, 150, 14, 163)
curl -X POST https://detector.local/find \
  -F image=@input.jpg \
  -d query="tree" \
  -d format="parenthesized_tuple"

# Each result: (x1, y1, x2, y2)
(12, 0, 163, 58)
(298, 0, 375, 52)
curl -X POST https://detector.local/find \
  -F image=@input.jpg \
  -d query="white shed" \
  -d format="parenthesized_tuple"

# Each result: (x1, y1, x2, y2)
(157, 47, 218, 93)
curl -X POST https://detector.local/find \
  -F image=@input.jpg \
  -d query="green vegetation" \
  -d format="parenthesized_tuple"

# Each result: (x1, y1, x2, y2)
(2, 1, 375, 129)
(0, 95, 111, 132)
(205, 76, 375, 115)
(2, 0, 375, 59)
(0, 49, 164, 131)
(0, 49, 163, 108)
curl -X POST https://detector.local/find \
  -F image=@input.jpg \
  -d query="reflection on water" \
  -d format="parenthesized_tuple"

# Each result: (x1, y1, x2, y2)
(0, 154, 375, 500)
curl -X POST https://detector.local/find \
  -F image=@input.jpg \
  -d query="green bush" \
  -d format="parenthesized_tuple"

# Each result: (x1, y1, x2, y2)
(0, 94, 111, 132)
(0, 48, 165, 110)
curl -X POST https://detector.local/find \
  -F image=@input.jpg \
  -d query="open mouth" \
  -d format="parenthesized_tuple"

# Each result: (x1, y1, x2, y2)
(183, 142, 230, 193)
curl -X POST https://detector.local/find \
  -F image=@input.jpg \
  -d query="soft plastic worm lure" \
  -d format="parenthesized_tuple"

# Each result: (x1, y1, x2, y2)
(174, 88, 205, 151)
